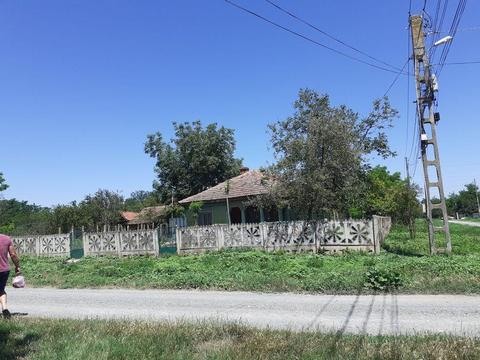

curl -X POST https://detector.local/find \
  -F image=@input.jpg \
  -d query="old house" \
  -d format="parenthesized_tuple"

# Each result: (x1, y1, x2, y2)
(120, 206, 167, 229)
(179, 167, 289, 226)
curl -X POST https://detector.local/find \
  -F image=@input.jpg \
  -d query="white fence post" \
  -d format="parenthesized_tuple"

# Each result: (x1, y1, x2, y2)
(175, 227, 182, 254)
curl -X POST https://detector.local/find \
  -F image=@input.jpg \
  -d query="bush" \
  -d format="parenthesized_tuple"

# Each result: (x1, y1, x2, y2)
(364, 267, 402, 291)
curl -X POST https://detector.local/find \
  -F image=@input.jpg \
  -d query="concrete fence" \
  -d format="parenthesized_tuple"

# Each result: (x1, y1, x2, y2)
(12, 229, 160, 257)
(83, 229, 159, 256)
(176, 216, 391, 254)
(12, 234, 71, 257)
(11, 216, 391, 257)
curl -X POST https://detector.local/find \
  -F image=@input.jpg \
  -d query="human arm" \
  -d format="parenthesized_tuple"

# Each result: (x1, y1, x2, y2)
(8, 243, 20, 274)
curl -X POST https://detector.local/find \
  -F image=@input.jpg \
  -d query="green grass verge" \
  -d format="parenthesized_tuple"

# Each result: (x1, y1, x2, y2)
(16, 221, 480, 294)
(457, 218, 480, 223)
(1, 318, 479, 360)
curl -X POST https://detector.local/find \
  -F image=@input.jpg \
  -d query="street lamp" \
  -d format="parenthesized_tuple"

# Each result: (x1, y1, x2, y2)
(434, 35, 453, 47)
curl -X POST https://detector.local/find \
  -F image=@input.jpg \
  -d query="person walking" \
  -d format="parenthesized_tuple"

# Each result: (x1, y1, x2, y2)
(0, 233, 20, 319)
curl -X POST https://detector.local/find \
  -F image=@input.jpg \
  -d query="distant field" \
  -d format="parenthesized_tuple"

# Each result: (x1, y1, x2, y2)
(16, 221, 480, 294)
(1, 318, 479, 360)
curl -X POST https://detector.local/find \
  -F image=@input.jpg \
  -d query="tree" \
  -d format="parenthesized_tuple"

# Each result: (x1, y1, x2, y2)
(266, 89, 398, 219)
(145, 121, 242, 203)
(0, 198, 52, 235)
(79, 189, 124, 230)
(189, 201, 204, 225)
(361, 166, 420, 238)
(0, 172, 8, 194)
(124, 191, 161, 212)
(446, 183, 480, 217)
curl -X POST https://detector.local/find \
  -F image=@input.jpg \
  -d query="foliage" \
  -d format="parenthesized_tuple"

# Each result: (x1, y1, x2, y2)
(266, 89, 398, 219)
(0, 172, 8, 193)
(80, 189, 124, 225)
(124, 190, 161, 212)
(364, 267, 402, 291)
(18, 221, 480, 294)
(145, 120, 242, 203)
(0, 199, 52, 235)
(188, 201, 204, 225)
(164, 203, 185, 218)
(0, 189, 164, 235)
(2, 318, 479, 360)
(446, 182, 480, 217)
(360, 166, 420, 237)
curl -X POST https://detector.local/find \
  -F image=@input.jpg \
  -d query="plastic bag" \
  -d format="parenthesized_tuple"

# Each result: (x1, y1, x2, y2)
(12, 275, 25, 288)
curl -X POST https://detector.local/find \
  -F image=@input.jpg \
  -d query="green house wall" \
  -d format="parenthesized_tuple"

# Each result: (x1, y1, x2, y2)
(184, 198, 291, 226)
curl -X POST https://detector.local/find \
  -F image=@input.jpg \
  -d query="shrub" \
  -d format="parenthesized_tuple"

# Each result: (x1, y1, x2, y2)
(364, 267, 402, 291)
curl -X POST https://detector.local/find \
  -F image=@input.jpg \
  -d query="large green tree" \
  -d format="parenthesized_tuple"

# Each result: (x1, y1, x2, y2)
(145, 121, 243, 202)
(266, 89, 398, 219)
(79, 189, 124, 229)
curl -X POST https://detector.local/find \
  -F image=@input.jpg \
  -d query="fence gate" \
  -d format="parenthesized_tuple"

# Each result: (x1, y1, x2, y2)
(158, 224, 177, 255)
(70, 228, 84, 259)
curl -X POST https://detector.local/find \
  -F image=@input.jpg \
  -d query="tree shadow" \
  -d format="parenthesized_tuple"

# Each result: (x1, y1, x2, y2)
(382, 243, 425, 257)
(0, 323, 40, 360)
(324, 293, 361, 358)
(305, 295, 336, 330)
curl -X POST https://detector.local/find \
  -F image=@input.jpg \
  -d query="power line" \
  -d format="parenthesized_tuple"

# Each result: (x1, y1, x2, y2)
(437, 0, 468, 77)
(430, 0, 449, 63)
(224, 0, 408, 75)
(383, 58, 410, 97)
(439, 60, 480, 65)
(405, 19, 412, 159)
(263, 0, 402, 72)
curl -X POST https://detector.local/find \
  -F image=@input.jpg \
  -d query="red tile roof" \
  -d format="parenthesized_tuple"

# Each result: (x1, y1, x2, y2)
(121, 211, 138, 222)
(179, 170, 269, 204)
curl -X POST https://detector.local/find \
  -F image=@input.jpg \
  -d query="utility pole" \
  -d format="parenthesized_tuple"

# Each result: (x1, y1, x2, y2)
(474, 178, 480, 215)
(405, 157, 411, 187)
(405, 157, 415, 239)
(410, 15, 451, 254)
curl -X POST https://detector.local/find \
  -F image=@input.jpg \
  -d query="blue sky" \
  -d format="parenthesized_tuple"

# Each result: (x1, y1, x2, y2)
(1, 0, 479, 206)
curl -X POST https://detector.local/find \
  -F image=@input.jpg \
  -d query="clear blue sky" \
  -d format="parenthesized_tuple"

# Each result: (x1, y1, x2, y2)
(1, 0, 479, 206)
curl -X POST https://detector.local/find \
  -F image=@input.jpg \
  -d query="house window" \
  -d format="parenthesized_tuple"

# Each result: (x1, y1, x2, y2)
(263, 206, 279, 222)
(230, 207, 242, 224)
(198, 212, 212, 226)
(245, 206, 260, 223)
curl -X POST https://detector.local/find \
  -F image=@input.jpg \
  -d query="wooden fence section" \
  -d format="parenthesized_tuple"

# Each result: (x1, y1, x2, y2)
(11, 234, 70, 257)
(176, 217, 391, 254)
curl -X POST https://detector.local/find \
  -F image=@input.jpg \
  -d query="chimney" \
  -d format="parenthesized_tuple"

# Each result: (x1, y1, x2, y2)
(240, 166, 250, 175)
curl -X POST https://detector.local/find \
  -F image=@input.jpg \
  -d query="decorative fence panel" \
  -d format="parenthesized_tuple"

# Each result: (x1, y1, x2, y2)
(176, 217, 391, 254)
(12, 234, 70, 257)
(83, 229, 159, 256)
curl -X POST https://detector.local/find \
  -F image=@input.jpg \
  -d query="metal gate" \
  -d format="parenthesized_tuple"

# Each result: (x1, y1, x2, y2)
(70, 228, 84, 259)
(158, 224, 177, 255)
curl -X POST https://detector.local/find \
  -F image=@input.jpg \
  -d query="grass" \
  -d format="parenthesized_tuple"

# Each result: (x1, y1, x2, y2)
(15, 220, 480, 294)
(1, 318, 479, 360)
(457, 217, 480, 223)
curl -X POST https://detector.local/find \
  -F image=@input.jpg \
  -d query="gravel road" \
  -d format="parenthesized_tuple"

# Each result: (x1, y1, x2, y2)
(7, 288, 480, 337)
(450, 220, 480, 227)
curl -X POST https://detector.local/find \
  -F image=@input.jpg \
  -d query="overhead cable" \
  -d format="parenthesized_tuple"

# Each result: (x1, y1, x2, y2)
(264, 0, 402, 72)
(224, 0, 408, 75)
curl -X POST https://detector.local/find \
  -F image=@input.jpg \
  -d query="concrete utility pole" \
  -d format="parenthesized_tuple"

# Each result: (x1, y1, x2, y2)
(474, 178, 480, 215)
(410, 15, 451, 254)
